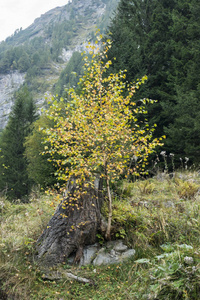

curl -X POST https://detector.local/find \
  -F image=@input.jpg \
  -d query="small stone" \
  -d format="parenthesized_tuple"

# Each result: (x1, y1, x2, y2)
(164, 201, 175, 208)
(80, 244, 99, 265)
(114, 240, 128, 252)
(184, 256, 194, 265)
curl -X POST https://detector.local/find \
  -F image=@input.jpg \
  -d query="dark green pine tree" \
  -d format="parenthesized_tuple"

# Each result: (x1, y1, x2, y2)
(24, 114, 63, 189)
(0, 86, 38, 200)
(164, 0, 200, 163)
(107, 0, 200, 163)
(107, 0, 177, 135)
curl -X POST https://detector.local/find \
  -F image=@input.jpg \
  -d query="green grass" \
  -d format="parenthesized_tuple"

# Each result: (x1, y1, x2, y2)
(0, 171, 200, 299)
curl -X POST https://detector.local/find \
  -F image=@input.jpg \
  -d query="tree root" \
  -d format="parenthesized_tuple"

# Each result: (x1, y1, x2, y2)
(41, 269, 95, 286)
(63, 272, 95, 285)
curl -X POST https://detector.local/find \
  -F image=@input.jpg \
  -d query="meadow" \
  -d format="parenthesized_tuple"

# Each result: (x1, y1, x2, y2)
(0, 170, 199, 299)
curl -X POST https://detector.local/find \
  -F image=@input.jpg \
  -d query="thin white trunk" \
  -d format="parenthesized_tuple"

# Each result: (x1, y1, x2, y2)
(105, 175, 112, 240)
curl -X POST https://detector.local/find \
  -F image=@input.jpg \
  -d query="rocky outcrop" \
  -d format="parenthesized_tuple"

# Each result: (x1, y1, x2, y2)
(0, 0, 120, 129)
(59, 41, 96, 62)
(8, 0, 107, 44)
(40, 240, 135, 283)
(0, 71, 25, 129)
(67, 240, 136, 266)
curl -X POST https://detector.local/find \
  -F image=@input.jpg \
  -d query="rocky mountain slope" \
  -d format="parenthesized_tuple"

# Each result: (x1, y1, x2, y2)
(0, 0, 119, 130)
(0, 71, 25, 128)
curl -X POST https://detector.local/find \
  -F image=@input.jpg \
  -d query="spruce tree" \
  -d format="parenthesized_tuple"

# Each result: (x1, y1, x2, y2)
(107, 0, 177, 136)
(107, 0, 200, 163)
(0, 86, 37, 200)
(164, 0, 200, 161)
(24, 114, 61, 189)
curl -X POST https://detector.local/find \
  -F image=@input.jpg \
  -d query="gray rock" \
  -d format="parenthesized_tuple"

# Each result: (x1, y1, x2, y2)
(184, 256, 194, 265)
(92, 241, 135, 266)
(121, 249, 136, 260)
(80, 244, 99, 265)
(66, 240, 135, 267)
(93, 248, 119, 266)
(113, 240, 128, 252)
(164, 201, 175, 208)
(0, 71, 25, 129)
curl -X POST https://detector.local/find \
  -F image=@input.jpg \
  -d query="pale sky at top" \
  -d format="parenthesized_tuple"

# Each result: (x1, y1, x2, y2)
(0, 0, 69, 42)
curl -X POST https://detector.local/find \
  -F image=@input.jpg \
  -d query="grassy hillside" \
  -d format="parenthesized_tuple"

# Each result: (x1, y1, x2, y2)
(0, 171, 200, 299)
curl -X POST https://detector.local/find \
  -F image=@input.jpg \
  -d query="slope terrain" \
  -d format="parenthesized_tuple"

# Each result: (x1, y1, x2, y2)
(0, 0, 119, 129)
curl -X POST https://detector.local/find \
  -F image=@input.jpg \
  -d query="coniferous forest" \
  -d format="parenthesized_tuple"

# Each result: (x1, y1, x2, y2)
(106, 0, 200, 163)
(0, 1, 200, 299)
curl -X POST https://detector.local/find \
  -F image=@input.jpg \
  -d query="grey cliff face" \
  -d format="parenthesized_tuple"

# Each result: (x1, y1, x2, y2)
(14, 0, 107, 43)
(0, 0, 119, 130)
(0, 72, 25, 129)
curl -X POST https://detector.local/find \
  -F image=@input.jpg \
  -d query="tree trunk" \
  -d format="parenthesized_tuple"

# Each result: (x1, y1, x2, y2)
(105, 176, 112, 241)
(36, 177, 103, 267)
